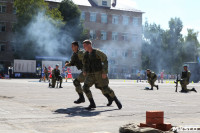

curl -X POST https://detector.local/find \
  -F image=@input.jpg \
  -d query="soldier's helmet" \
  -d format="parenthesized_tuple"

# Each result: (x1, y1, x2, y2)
(56, 64, 59, 67)
(183, 64, 188, 67)
(146, 69, 150, 71)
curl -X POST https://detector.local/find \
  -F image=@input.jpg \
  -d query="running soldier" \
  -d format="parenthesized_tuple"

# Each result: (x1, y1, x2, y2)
(82, 40, 122, 110)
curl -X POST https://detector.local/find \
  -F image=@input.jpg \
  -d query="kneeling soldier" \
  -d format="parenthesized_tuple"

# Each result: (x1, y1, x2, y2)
(180, 65, 197, 93)
(146, 69, 159, 90)
(49, 64, 63, 88)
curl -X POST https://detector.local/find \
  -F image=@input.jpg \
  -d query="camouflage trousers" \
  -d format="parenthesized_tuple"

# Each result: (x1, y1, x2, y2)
(180, 80, 189, 91)
(73, 72, 85, 94)
(148, 78, 157, 88)
(52, 77, 62, 87)
(83, 71, 116, 99)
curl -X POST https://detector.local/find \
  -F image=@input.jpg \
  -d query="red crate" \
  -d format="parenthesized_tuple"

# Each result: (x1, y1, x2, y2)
(146, 111, 164, 118)
(146, 117, 164, 124)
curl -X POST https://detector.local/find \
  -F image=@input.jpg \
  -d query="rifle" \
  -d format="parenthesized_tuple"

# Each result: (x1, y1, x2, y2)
(174, 74, 180, 92)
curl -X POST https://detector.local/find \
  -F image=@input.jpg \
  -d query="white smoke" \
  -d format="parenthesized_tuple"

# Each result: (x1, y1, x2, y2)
(22, 11, 73, 57)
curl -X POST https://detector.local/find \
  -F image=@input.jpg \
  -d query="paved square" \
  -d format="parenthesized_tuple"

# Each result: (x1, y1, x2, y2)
(0, 79, 199, 133)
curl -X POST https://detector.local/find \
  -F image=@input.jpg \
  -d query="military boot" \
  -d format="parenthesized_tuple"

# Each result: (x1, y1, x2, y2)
(156, 85, 159, 90)
(74, 93, 85, 104)
(191, 88, 197, 93)
(114, 96, 122, 109)
(180, 87, 187, 93)
(59, 83, 63, 88)
(150, 87, 153, 90)
(104, 94, 114, 106)
(85, 98, 96, 110)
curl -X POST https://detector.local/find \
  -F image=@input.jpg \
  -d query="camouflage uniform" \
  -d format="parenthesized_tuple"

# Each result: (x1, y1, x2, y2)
(147, 72, 158, 90)
(66, 50, 85, 94)
(66, 50, 86, 103)
(180, 70, 191, 92)
(51, 68, 62, 88)
(83, 49, 122, 109)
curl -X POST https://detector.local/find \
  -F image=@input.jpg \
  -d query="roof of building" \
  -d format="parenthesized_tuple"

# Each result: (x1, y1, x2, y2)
(45, 0, 144, 13)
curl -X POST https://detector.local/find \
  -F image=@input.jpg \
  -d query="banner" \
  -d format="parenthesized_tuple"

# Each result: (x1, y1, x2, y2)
(14, 60, 36, 73)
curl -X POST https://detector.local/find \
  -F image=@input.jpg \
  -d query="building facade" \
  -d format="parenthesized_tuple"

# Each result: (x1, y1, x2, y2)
(79, 5, 143, 79)
(0, 0, 143, 79)
(48, 0, 143, 79)
(0, 0, 16, 72)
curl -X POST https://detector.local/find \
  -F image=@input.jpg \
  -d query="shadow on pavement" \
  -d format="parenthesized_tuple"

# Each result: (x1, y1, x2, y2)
(54, 106, 118, 117)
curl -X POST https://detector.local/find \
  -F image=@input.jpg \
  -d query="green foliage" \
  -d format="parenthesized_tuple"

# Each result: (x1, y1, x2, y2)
(58, 0, 81, 24)
(58, 0, 89, 41)
(14, 0, 63, 28)
(142, 18, 199, 73)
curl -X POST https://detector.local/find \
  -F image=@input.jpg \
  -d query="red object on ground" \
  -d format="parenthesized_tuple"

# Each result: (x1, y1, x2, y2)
(66, 68, 73, 79)
(146, 111, 164, 124)
(140, 111, 172, 131)
(146, 111, 164, 118)
(146, 117, 164, 124)
(156, 123, 172, 131)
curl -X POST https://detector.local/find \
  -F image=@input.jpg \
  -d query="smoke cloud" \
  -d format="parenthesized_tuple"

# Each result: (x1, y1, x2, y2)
(14, 11, 74, 59)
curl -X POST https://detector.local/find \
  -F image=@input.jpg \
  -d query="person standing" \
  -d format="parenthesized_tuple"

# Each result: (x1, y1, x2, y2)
(137, 71, 141, 82)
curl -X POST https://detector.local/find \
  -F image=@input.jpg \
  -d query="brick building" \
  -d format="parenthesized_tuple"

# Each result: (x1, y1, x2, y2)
(0, 0, 143, 79)
(47, 0, 143, 79)
(0, 0, 16, 72)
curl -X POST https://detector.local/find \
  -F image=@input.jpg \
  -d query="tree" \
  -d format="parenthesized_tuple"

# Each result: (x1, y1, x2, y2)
(14, 0, 63, 28)
(58, 0, 81, 25)
(58, 0, 89, 54)
(13, 0, 64, 59)
(183, 29, 200, 62)
(142, 18, 186, 73)
(166, 18, 184, 73)
(142, 21, 165, 72)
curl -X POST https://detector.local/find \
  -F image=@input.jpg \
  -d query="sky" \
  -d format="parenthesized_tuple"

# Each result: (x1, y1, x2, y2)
(55, 0, 200, 40)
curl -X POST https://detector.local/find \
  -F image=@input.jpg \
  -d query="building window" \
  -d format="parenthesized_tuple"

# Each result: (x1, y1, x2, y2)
(112, 15, 118, 24)
(111, 50, 117, 57)
(90, 12, 96, 22)
(0, 22, 6, 32)
(101, 31, 107, 40)
(101, 13, 107, 23)
(89, 30, 96, 40)
(132, 50, 137, 58)
(0, 4, 6, 13)
(12, 22, 16, 32)
(110, 60, 117, 65)
(12, 5, 16, 14)
(112, 32, 118, 41)
(102, 1, 107, 6)
(133, 17, 139, 26)
(132, 34, 138, 42)
(122, 33, 128, 41)
(0, 44, 6, 52)
(122, 50, 128, 57)
(123, 16, 129, 25)
(81, 12, 85, 20)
